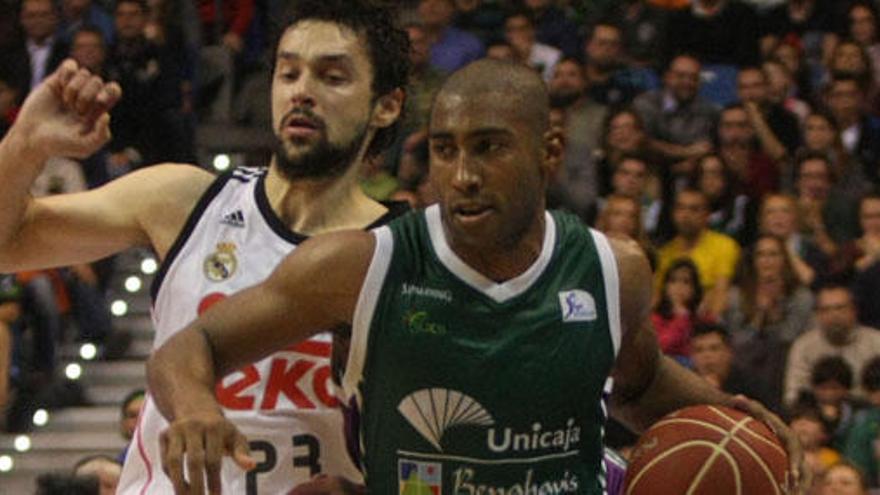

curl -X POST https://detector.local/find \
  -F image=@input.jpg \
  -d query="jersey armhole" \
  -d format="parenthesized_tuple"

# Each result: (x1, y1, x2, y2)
(589, 229, 622, 357)
(149, 172, 233, 302)
(341, 226, 395, 400)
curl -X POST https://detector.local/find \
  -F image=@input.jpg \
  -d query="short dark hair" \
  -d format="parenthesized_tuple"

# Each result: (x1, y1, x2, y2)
(72, 25, 105, 45)
(810, 356, 853, 388)
(269, 0, 410, 159)
(794, 149, 834, 182)
(691, 320, 729, 344)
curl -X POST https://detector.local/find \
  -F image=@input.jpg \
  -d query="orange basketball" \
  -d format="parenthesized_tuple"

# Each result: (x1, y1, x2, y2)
(623, 405, 788, 495)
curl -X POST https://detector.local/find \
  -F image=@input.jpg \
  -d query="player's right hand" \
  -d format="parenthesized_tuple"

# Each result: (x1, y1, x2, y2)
(160, 412, 255, 495)
(13, 59, 121, 160)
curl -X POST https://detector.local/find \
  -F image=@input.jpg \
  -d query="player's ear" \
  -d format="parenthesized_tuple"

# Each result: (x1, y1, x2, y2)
(371, 88, 405, 129)
(541, 126, 565, 178)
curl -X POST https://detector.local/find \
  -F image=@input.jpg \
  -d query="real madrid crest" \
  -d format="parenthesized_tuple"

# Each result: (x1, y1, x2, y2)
(203, 242, 238, 282)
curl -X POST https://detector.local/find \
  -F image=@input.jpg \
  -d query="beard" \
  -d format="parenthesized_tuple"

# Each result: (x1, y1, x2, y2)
(274, 110, 370, 181)
(549, 89, 582, 109)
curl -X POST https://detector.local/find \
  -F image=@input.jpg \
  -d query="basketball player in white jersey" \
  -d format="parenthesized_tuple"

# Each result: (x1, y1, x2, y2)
(0, 1, 410, 492)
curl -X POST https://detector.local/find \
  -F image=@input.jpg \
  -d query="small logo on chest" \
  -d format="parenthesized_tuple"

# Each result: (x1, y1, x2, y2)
(220, 209, 245, 228)
(558, 290, 597, 322)
(203, 242, 238, 282)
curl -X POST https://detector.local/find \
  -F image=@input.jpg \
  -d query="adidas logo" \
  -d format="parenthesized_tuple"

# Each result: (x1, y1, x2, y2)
(220, 210, 245, 228)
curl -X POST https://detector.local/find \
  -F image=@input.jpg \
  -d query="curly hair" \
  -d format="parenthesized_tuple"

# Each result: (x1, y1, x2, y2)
(268, 0, 411, 158)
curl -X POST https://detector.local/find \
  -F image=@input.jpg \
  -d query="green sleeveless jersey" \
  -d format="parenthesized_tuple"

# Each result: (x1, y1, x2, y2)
(340, 205, 622, 495)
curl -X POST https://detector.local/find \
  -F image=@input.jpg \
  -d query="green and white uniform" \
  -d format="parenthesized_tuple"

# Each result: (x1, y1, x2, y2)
(341, 204, 622, 495)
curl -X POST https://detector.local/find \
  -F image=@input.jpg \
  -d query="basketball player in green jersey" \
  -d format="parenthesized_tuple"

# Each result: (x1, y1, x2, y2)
(147, 60, 806, 494)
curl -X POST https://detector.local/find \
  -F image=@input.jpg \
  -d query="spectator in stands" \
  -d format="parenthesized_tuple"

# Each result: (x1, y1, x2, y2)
(793, 151, 859, 250)
(605, 0, 669, 69)
(805, 356, 869, 450)
(1, 0, 68, 93)
(195, 0, 254, 122)
(634, 54, 719, 168)
(58, 0, 113, 44)
(546, 58, 607, 221)
(785, 284, 880, 406)
(772, 36, 814, 102)
(656, 188, 740, 319)
(763, 57, 810, 123)
(402, 23, 446, 135)
(847, 193, 880, 329)
(737, 66, 802, 160)
(716, 103, 780, 199)
(418, 0, 484, 74)
(595, 194, 655, 267)
(843, 356, 880, 488)
(503, 9, 560, 82)
(691, 153, 754, 243)
(724, 234, 811, 406)
(797, 110, 870, 198)
(596, 107, 654, 197)
(823, 74, 880, 186)
(73, 454, 122, 495)
(789, 404, 843, 483)
(847, 2, 880, 97)
(583, 21, 641, 106)
(666, 0, 760, 67)
(827, 40, 879, 113)
(521, 0, 581, 59)
(652, 258, 702, 363)
(725, 234, 813, 347)
(758, 0, 843, 71)
(605, 154, 663, 237)
(690, 321, 779, 411)
(108, 0, 195, 166)
(117, 388, 145, 463)
(816, 461, 870, 495)
(69, 26, 107, 75)
(758, 193, 828, 286)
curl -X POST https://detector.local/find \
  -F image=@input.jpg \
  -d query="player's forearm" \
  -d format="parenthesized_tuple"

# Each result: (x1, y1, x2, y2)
(0, 129, 48, 250)
(612, 355, 735, 432)
(147, 327, 225, 421)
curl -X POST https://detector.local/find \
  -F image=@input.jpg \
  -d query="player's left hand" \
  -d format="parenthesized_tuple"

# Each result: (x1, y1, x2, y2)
(287, 474, 366, 495)
(731, 395, 809, 494)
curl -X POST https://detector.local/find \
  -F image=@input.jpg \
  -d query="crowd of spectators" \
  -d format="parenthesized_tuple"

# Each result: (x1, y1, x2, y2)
(2, 0, 880, 492)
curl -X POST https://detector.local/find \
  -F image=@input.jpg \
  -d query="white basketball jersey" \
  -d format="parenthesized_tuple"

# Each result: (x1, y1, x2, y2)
(118, 167, 395, 494)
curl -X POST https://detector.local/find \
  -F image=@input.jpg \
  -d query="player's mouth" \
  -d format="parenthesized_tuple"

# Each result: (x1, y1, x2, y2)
(452, 203, 494, 224)
(283, 115, 323, 139)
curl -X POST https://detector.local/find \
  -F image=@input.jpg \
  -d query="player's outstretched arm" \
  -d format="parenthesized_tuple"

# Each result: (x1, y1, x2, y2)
(148, 230, 376, 495)
(605, 238, 808, 493)
(0, 59, 215, 270)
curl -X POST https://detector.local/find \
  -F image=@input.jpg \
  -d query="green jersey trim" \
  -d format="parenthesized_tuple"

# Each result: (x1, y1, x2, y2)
(588, 229, 622, 355)
(425, 205, 557, 304)
(342, 226, 393, 402)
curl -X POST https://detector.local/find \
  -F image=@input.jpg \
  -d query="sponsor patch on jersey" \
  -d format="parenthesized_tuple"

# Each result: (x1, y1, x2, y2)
(558, 290, 597, 322)
(203, 242, 238, 282)
(399, 459, 441, 495)
(398, 388, 494, 452)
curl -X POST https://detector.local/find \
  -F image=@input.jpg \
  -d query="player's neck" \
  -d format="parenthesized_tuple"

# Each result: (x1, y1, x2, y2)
(264, 163, 387, 236)
(447, 214, 547, 284)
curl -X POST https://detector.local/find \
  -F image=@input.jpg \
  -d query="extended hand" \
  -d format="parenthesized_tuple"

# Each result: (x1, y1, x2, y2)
(732, 395, 809, 494)
(15, 59, 121, 160)
(160, 412, 255, 494)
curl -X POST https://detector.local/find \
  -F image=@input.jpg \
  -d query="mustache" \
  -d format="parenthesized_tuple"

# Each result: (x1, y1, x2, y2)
(280, 108, 326, 130)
